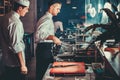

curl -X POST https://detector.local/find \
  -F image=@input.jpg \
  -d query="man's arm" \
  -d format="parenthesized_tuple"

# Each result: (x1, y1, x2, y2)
(46, 35, 61, 45)
(10, 23, 28, 74)
(17, 51, 28, 74)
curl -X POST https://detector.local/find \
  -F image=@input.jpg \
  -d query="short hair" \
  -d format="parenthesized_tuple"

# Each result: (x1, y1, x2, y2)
(48, 0, 62, 8)
(13, 2, 26, 11)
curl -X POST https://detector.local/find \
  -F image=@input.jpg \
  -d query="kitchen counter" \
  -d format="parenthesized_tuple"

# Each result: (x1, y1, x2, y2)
(95, 41, 120, 79)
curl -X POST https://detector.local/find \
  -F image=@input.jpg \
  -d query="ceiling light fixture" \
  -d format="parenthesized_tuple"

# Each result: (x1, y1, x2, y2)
(66, 0, 71, 4)
(72, 6, 77, 9)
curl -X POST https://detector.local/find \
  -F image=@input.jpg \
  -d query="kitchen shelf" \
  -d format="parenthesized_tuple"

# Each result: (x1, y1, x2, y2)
(0, 0, 11, 16)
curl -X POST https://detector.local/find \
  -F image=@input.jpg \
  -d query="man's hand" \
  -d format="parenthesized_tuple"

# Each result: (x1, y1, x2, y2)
(21, 66, 28, 75)
(53, 36, 61, 45)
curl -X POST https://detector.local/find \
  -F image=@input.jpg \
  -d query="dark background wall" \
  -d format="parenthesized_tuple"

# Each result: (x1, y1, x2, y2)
(37, 0, 85, 29)
(21, 0, 37, 33)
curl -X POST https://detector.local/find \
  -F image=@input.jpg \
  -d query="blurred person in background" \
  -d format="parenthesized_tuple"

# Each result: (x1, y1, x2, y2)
(54, 20, 64, 38)
(54, 20, 63, 33)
